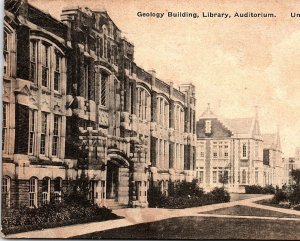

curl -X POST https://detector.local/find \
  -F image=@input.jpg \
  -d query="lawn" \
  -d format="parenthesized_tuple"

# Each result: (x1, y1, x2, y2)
(74, 216, 300, 240)
(230, 193, 266, 201)
(201, 205, 300, 218)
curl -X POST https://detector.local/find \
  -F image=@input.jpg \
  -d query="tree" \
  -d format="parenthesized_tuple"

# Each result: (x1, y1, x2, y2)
(219, 173, 229, 187)
(291, 169, 300, 185)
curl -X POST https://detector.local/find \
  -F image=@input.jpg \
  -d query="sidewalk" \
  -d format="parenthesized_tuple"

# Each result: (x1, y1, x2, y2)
(5, 194, 299, 239)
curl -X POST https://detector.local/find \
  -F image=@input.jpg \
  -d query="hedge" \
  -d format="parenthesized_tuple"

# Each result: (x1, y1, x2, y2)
(2, 203, 121, 235)
(245, 185, 275, 194)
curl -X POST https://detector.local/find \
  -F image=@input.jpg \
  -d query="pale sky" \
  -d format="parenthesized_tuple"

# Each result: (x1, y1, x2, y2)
(29, 0, 300, 157)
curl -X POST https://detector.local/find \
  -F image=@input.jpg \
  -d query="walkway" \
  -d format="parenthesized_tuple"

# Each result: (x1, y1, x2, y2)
(5, 194, 300, 239)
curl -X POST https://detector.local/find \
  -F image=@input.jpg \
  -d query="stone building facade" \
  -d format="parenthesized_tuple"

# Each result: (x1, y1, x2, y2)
(195, 105, 272, 192)
(2, 1, 196, 209)
(262, 131, 284, 187)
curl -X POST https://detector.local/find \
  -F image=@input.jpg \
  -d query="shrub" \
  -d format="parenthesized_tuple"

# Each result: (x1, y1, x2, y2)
(271, 189, 288, 204)
(170, 179, 204, 198)
(152, 186, 230, 209)
(147, 185, 167, 208)
(210, 187, 231, 203)
(289, 185, 300, 205)
(1, 203, 120, 235)
(245, 185, 275, 194)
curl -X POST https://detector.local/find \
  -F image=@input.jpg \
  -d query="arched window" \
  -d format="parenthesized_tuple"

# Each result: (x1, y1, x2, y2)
(2, 176, 11, 208)
(137, 87, 150, 121)
(29, 177, 38, 208)
(157, 97, 169, 128)
(174, 104, 184, 131)
(242, 170, 247, 184)
(54, 177, 62, 203)
(42, 177, 51, 205)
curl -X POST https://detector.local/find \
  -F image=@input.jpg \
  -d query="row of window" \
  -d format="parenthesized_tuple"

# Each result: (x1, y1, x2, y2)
(30, 40, 64, 92)
(2, 176, 62, 208)
(212, 141, 229, 159)
(196, 141, 261, 160)
(212, 169, 230, 184)
(28, 110, 62, 157)
(156, 141, 184, 170)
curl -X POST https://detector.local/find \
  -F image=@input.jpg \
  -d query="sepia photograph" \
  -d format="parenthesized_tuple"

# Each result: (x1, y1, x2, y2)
(1, 0, 300, 239)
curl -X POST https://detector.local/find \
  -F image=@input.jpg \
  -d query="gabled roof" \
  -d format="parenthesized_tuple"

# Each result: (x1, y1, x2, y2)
(262, 133, 277, 149)
(223, 118, 254, 135)
(199, 103, 217, 119)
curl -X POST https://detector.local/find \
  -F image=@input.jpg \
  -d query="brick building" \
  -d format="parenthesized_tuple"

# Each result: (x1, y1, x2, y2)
(195, 104, 268, 192)
(2, 1, 196, 209)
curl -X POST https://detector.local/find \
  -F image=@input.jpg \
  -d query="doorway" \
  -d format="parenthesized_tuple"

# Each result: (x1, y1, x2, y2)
(106, 161, 119, 200)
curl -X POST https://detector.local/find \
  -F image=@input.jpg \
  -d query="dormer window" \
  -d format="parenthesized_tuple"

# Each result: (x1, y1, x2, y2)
(205, 120, 211, 134)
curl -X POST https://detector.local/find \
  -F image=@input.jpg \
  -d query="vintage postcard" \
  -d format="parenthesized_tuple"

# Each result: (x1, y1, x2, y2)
(1, 0, 300, 239)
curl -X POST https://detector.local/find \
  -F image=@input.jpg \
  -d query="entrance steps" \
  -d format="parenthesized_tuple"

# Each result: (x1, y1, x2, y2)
(105, 199, 128, 210)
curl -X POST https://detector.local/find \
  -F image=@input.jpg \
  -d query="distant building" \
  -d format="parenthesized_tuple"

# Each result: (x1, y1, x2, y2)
(283, 157, 296, 185)
(261, 131, 284, 187)
(195, 104, 285, 192)
(294, 147, 300, 169)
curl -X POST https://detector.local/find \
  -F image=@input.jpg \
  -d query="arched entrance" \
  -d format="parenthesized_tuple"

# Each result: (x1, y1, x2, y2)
(106, 149, 131, 205)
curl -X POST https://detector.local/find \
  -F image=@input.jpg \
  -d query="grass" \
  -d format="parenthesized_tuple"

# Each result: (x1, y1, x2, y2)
(229, 193, 266, 201)
(73, 216, 300, 240)
(201, 205, 300, 218)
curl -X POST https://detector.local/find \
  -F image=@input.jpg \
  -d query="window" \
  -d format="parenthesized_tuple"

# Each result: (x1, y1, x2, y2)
(40, 112, 48, 155)
(2, 176, 10, 208)
(224, 170, 229, 184)
(198, 171, 204, 183)
(136, 181, 142, 201)
(96, 38, 100, 57)
(213, 171, 217, 183)
(88, 181, 97, 203)
(41, 43, 49, 87)
(218, 143, 223, 158)
(29, 177, 38, 208)
(42, 177, 50, 205)
(224, 145, 229, 158)
(54, 177, 62, 203)
(2, 103, 8, 153)
(104, 35, 107, 59)
(205, 120, 211, 134)
(137, 88, 150, 121)
(164, 141, 169, 169)
(255, 142, 259, 158)
(100, 181, 106, 200)
(3, 31, 8, 75)
(242, 143, 247, 158)
(212, 143, 218, 158)
(255, 171, 259, 184)
(100, 38, 103, 58)
(54, 51, 61, 92)
(242, 170, 247, 184)
(52, 115, 61, 156)
(28, 110, 36, 155)
(157, 97, 169, 128)
(100, 73, 107, 106)
(83, 63, 89, 99)
(30, 40, 37, 82)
